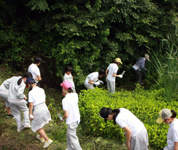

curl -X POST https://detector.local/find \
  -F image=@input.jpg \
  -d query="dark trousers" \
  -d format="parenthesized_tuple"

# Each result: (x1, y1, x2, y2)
(135, 70, 142, 84)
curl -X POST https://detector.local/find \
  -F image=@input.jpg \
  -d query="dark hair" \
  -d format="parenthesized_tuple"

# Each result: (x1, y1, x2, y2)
(68, 88, 73, 93)
(114, 62, 120, 65)
(64, 66, 73, 74)
(17, 72, 32, 85)
(28, 79, 36, 91)
(171, 110, 177, 118)
(33, 56, 42, 64)
(99, 68, 105, 76)
(113, 109, 120, 125)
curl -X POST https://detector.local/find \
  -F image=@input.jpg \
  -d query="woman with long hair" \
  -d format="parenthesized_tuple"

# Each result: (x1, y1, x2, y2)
(99, 107, 149, 150)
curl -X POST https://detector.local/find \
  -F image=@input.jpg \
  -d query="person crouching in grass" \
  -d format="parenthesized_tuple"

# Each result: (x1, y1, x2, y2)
(60, 81, 82, 150)
(157, 108, 178, 150)
(27, 78, 53, 149)
(99, 107, 149, 150)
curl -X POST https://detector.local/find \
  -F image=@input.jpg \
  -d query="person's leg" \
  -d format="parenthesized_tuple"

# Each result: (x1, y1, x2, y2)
(106, 79, 111, 92)
(110, 81, 115, 93)
(10, 103, 23, 131)
(135, 70, 142, 84)
(37, 127, 49, 141)
(84, 83, 94, 90)
(6, 107, 11, 115)
(18, 102, 30, 127)
(67, 121, 82, 150)
(67, 124, 74, 150)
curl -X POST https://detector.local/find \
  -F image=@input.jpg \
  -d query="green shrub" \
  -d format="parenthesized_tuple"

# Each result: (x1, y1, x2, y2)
(79, 85, 178, 149)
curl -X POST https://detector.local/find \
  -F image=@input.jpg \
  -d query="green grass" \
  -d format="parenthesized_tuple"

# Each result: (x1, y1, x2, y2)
(0, 65, 155, 150)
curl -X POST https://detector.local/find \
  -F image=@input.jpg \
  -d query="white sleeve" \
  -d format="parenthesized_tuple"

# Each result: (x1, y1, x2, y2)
(3, 77, 13, 89)
(107, 64, 110, 70)
(28, 92, 34, 103)
(116, 119, 127, 129)
(173, 129, 178, 142)
(113, 66, 118, 74)
(90, 74, 98, 82)
(34, 66, 40, 76)
(62, 99, 68, 111)
(16, 84, 26, 99)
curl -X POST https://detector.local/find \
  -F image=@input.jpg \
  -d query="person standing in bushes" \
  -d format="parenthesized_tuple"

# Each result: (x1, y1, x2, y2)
(63, 66, 76, 93)
(60, 81, 82, 150)
(133, 54, 150, 85)
(26, 78, 53, 149)
(156, 108, 178, 150)
(3, 72, 32, 132)
(0, 83, 13, 117)
(106, 58, 123, 93)
(84, 68, 105, 89)
(28, 56, 42, 85)
(99, 107, 149, 150)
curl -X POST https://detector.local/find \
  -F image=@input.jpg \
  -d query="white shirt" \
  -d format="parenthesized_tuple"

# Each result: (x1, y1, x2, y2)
(28, 86, 46, 106)
(62, 93, 80, 124)
(106, 63, 118, 81)
(28, 63, 40, 82)
(84, 72, 99, 86)
(167, 118, 178, 150)
(63, 73, 75, 89)
(116, 108, 145, 136)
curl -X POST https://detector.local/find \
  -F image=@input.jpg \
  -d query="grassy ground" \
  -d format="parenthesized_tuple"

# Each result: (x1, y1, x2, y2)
(0, 65, 154, 150)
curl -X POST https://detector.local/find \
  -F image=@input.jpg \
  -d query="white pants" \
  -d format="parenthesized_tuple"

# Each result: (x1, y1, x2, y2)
(84, 83, 94, 90)
(9, 101, 30, 130)
(106, 79, 115, 93)
(67, 121, 82, 150)
(0, 90, 10, 107)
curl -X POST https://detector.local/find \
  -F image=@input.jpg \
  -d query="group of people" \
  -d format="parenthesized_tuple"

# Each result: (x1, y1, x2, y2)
(0, 55, 177, 150)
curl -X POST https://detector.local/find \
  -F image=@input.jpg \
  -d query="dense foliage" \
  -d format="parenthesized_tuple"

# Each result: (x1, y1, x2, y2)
(0, 0, 178, 86)
(79, 86, 178, 149)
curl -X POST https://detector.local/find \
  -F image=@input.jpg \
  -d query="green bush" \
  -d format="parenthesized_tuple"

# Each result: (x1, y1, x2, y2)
(79, 85, 178, 149)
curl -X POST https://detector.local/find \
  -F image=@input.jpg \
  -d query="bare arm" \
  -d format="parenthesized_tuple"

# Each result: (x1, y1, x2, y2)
(106, 69, 109, 76)
(113, 73, 120, 77)
(174, 142, 178, 150)
(62, 110, 69, 120)
(88, 79, 95, 84)
(35, 75, 41, 81)
(29, 102, 33, 116)
(123, 126, 132, 150)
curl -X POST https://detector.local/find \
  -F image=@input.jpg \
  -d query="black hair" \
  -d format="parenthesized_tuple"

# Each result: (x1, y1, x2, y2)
(17, 72, 32, 85)
(171, 110, 177, 118)
(33, 56, 42, 64)
(99, 68, 105, 76)
(104, 108, 120, 124)
(68, 88, 73, 93)
(113, 109, 120, 125)
(114, 62, 120, 65)
(64, 66, 73, 75)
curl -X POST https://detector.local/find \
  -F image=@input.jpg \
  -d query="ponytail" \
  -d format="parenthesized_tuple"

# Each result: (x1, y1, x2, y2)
(17, 78, 23, 85)
(68, 88, 73, 93)
(112, 109, 120, 125)
(171, 110, 177, 118)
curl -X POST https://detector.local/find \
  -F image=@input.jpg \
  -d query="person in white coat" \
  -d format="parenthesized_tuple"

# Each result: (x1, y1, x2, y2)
(99, 107, 149, 150)
(157, 108, 178, 150)
(3, 72, 32, 132)
(26, 78, 53, 149)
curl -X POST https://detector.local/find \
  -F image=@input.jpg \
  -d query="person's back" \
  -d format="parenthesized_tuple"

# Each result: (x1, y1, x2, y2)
(3, 76, 26, 101)
(62, 92, 80, 124)
(106, 63, 118, 81)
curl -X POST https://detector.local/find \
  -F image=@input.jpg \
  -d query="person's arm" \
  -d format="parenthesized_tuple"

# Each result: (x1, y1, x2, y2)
(88, 79, 95, 84)
(17, 84, 26, 99)
(62, 110, 69, 120)
(174, 142, 178, 150)
(113, 73, 121, 77)
(29, 102, 34, 118)
(123, 126, 132, 150)
(35, 75, 41, 81)
(106, 69, 109, 76)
